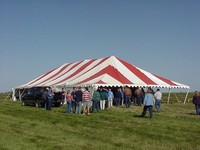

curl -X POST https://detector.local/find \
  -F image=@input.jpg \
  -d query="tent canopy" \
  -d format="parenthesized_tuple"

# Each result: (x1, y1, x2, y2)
(16, 56, 190, 89)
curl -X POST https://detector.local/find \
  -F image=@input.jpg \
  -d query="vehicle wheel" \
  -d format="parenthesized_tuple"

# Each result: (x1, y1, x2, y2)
(54, 103, 60, 107)
(57, 103, 61, 107)
(35, 102, 41, 108)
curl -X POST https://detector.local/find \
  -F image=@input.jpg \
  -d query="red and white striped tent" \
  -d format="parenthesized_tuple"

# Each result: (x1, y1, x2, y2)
(16, 56, 189, 89)
(13, 56, 190, 103)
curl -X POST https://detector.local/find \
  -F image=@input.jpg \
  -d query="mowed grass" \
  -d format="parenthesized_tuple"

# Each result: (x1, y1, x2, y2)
(0, 92, 200, 150)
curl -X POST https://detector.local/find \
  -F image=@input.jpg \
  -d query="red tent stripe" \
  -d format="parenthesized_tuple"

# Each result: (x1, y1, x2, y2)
(27, 67, 58, 86)
(153, 74, 177, 86)
(95, 80, 106, 84)
(77, 65, 133, 85)
(33, 63, 72, 86)
(39, 61, 87, 86)
(36, 60, 85, 86)
(51, 58, 108, 86)
(117, 57, 156, 85)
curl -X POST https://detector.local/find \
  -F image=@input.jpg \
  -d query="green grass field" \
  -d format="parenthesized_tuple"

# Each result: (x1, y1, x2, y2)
(0, 92, 200, 150)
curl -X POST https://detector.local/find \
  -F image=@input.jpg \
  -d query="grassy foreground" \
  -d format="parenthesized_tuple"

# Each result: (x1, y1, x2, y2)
(0, 93, 200, 150)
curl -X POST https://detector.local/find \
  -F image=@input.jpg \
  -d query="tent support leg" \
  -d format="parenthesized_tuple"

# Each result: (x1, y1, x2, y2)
(12, 88, 16, 101)
(167, 88, 171, 104)
(184, 89, 190, 104)
(19, 88, 26, 101)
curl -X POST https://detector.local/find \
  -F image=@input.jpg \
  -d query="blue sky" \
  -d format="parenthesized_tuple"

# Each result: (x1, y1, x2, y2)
(0, 0, 200, 92)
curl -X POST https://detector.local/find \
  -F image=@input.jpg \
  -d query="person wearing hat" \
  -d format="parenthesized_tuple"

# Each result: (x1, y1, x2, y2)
(140, 88, 154, 119)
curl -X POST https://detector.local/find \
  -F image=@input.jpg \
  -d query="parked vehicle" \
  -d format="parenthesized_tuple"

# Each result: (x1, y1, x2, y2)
(53, 91, 65, 106)
(21, 87, 63, 108)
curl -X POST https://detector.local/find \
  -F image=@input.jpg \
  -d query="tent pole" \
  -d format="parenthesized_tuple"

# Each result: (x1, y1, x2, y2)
(19, 90, 21, 101)
(5, 91, 11, 101)
(184, 89, 190, 104)
(12, 88, 16, 101)
(167, 88, 171, 104)
(19, 88, 26, 101)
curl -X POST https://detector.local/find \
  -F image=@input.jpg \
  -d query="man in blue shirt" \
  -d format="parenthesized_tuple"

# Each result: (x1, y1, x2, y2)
(140, 88, 154, 118)
(46, 88, 54, 110)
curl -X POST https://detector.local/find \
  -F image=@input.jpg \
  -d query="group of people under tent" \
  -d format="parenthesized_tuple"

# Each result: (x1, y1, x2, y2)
(40, 85, 200, 118)
(60, 85, 163, 118)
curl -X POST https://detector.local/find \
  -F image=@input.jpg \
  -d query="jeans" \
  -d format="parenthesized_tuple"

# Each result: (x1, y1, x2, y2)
(195, 105, 200, 115)
(92, 101, 100, 112)
(136, 96, 142, 106)
(75, 101, 82, 114)
(155, 99, 161, 112)
(116, 98, 121, 106)
(47, 97, 53, 110)
(66, 101, 72, 113)
(125, 96, 131, 108)
(71, 100, 76, 112)
(141, 105, 153, 118)
(44, 99, 47, 109)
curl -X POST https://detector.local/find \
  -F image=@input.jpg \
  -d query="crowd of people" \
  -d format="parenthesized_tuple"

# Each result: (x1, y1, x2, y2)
(42, 85, 165, 118)
(55, 86, 163, 118)
(29, 86, 200, 118)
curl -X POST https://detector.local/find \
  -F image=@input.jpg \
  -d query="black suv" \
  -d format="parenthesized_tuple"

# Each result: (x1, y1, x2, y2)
(21, 87, 63, 108)
(53, 91, 65, 106)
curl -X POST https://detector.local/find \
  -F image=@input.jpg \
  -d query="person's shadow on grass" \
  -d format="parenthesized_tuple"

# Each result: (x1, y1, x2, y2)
(133, 114, 143, 118)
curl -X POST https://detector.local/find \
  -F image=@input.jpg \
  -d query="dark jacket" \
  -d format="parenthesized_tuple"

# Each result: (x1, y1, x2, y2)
(75, 90, 83, 102)
(92, 91, 100, 102)
(115, 91, 122, 99)
(193, 96, 200, 105)
(99, 91, 108, 100)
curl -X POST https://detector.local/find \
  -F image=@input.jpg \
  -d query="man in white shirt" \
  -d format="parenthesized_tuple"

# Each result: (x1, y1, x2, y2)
(154, 89, 162, 112)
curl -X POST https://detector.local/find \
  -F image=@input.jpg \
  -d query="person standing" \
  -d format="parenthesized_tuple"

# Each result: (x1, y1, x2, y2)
(43, 88, 48, 110)
(154, 89, 162, 112)
(99, 88, 107, 110)
(46, 88, 54, 110)
(92, 87, 101, 112)
(115, 88, 122, 106)
(75, 87, 83, 114)
(192, 91, 200, 115)
(82, 87, 91, 115)
(124, 86, 132, 108)
(107, 88, 114, 108)
(65, 90, 72, 113)
(71, 87, 77, 113)
(141, 88, 154, 119)
(135, 87, 143, 106)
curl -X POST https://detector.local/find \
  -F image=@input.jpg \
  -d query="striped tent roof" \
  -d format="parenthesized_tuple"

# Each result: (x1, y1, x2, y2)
(16, 56, 190, 89)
